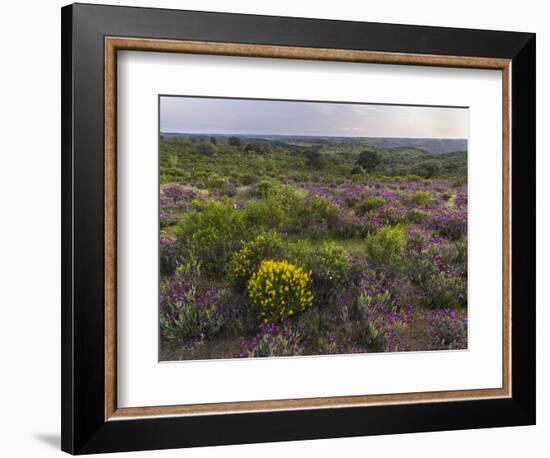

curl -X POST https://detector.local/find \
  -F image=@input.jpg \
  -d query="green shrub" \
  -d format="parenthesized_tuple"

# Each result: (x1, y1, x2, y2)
(440, 239, 468, 267)
(205, 173, 228, 191)
(351, 165, 365, 175)
(358, 195, 386, 214)
(285, 239, 314, 268)
(287, 172, 309, 182)
(256, 180, 277, 198)
(228, 136, 242, 146)
(447, 193, 456, 208)
(229, 232, 285, 287)
(406, 208, 430, 223)
(412, 160, 443, 178)
(310, 243, 351, 301)
(356, 149, 381, 172)
(243, 199, 287, 232)
(423, 271, 467, 309)
(365, 224, 407, 262)
(259, 184, 338, 233)
(408, 190, 434, 207)
(268, 184, 307, 213)
(239, 173, 258, 186)
(306, 195, 341, 227)
(197, 141, 217, 156)
(403, 174, 423, 181)
(175, 200, 247, 277)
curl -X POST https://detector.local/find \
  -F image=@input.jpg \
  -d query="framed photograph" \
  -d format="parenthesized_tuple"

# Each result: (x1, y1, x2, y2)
(61, 3, 536, 454)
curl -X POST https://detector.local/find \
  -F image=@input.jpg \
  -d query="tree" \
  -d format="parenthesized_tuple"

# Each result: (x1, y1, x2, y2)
(356, 149, 381, 172)
(197, 141, 217, 156)
(228, 136, 242, 147)
(304, 148, 325, 169)
(412, 159, 443, 178)
(210, 136, 217, 145)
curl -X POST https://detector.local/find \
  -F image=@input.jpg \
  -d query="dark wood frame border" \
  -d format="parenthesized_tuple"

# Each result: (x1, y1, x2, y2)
(62, 3, 535, 454)
(104, 36, 512, 420)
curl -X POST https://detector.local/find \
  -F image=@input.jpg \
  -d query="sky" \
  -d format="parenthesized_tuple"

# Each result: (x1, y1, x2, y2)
(160, 96, 468, 139)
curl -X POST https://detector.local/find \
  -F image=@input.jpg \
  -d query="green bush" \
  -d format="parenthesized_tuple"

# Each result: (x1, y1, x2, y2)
(256, 180, 278, 198)
(285, 239, 314, 268)
(412, 160, 443, 178)
(205, 173, 228, 191)
(407, 190, 434, 207)
(305, 196, 341, 227)
(310, 243, 351, 301)
(423, 271, 467, 309)
(239, 173, 258, 186)
(358, 195, 386, 214)
(228, 136, 242, 146)
(356, 149, 381, 172)
(229, 232, 285, 287)
(175, 200, 247, 277)
(365, 224, 407, 262)
(243, 199, 287, 232)
(197, 141, 217, 156)
(256, 184, 340, 233)
(267, 184, 307, 213)
(406, 208, 430, 223)
(437, 239, 468, 269)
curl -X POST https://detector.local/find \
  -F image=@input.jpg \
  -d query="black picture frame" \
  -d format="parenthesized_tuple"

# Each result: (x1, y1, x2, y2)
(61, 3, 536, 454)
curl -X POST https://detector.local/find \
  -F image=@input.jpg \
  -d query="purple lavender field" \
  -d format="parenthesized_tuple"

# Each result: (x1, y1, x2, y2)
(159, 97, 468, 361)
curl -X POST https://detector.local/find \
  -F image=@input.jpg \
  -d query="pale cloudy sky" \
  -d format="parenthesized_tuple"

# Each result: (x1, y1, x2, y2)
(160, 96, 468, 139)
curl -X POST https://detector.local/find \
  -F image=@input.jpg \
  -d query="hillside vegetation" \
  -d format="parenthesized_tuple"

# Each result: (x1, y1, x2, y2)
(159, 135, 468, 360)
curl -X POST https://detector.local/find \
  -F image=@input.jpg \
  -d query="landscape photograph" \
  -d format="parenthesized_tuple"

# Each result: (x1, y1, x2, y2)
(159, 95, 468, 361)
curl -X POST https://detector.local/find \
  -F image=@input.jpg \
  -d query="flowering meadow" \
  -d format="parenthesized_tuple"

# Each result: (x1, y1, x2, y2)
(159, 136, 468, 360)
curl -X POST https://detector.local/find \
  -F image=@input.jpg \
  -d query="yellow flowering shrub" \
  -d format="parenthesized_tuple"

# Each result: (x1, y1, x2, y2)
(247, 260, 314, 322)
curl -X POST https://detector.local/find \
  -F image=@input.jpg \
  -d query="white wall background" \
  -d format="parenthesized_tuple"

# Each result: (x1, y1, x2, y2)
(0, 1, 544, 456)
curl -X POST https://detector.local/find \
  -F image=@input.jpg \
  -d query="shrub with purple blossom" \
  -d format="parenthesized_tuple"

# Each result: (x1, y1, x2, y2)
(160, 234, 180, 276)
(160, 273, 234, 342)
(428, 308, 467, 350)
(355, 270, 412, 351)
(407, 233, 467, 309)
(160, 184, 198, 227)
(317, 332, 339, 355)
(430, 208, 467, 240)
(241, 321, 305, 357)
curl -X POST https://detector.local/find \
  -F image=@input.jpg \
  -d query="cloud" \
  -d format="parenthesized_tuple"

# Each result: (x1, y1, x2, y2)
(160, 96, 468, 139)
